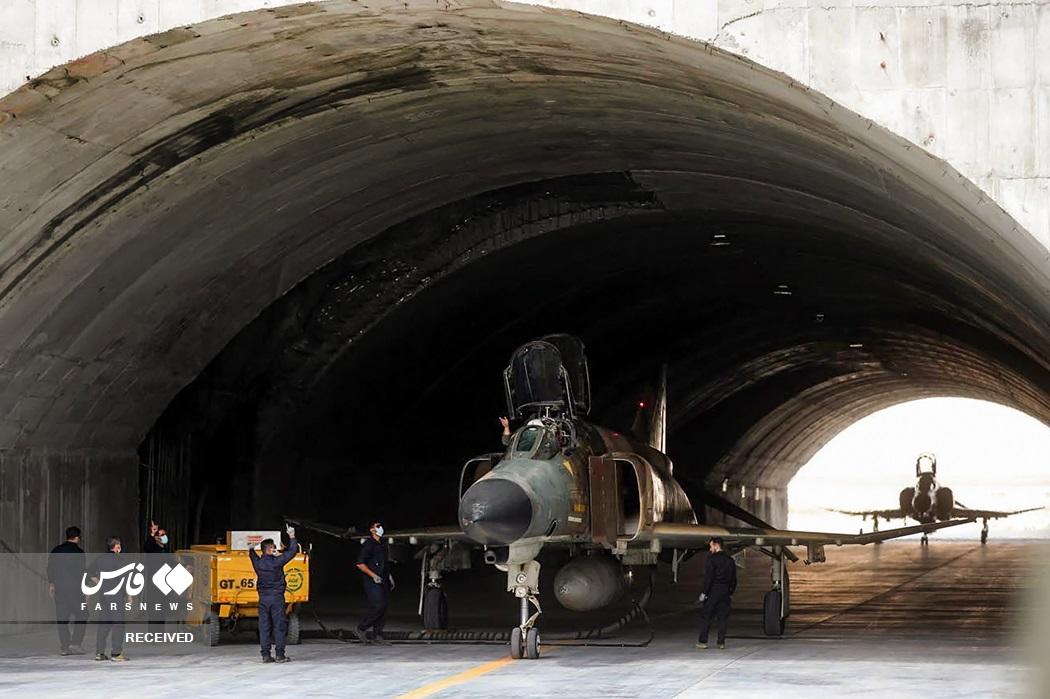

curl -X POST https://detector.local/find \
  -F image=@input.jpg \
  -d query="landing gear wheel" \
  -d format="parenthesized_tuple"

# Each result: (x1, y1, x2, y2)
(287, 611, 300, 645)
(423, 587, 449, 630)
(921, 534, 929, 546)
(980, 529, 988, 545)
(763, 590, 785, 637)
(509, 627, 524, 659)
(525, 628, 540, 659)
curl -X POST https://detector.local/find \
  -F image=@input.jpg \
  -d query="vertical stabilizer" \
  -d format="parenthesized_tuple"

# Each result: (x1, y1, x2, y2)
(649, 365, 668, 454)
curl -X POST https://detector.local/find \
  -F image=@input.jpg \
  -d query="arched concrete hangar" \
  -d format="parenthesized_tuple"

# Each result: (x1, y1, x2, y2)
(2, 0, 1050, 553)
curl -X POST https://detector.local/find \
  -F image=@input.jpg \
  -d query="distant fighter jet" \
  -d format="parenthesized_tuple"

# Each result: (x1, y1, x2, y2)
(829, 452, 1041, 545)
(289, 336, 974, 659)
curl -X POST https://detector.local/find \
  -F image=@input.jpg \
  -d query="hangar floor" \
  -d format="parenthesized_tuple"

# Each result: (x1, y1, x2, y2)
(0, 542, 1036, 698)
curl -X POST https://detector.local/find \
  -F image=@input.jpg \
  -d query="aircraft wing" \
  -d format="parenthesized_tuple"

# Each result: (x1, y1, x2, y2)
(285, 516, 469, 544)
(641, 517, 975, 549)
(953, 506, 1043, 520)
(826, 508, 907, 519)
(382, 525, 472, 544)
(283, 515, 360, 539)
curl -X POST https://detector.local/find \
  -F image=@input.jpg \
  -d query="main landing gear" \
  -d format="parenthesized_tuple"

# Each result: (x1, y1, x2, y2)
(981, 518, 989, 545)
(506, 560, 542, 660)
(762, 548, 790, 637)
(418, 543, 468, 631)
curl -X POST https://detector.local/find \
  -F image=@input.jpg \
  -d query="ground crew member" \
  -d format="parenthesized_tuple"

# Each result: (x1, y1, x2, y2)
(249, 525, 299, 663)
(696, 536, 736, 650)
(353, 520, 394, 645)
(87, 536, 130, 661)
(144, 519, 174, 630)
(47, 525, 86, 656)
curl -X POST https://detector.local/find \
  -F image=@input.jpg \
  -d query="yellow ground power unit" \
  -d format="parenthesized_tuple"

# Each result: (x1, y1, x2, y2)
(177, 530, 309, 646)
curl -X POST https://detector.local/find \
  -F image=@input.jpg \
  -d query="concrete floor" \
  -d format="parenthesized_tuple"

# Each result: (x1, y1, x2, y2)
(0, 542, 1037, 698)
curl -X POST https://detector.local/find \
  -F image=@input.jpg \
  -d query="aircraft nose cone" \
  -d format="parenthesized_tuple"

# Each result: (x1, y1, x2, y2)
(459, 479, 533, 545)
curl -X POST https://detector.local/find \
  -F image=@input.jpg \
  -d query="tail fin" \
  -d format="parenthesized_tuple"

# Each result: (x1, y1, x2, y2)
(649, 364, 667, 454)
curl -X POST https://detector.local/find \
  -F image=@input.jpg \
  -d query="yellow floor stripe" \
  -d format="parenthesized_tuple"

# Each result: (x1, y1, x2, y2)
(396, 655, 516, 699)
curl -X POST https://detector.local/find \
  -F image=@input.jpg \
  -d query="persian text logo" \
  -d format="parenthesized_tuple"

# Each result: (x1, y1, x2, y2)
(81, 563, 146, 596)
(152, 563, 193, 595)
(80, 562, 193, 596)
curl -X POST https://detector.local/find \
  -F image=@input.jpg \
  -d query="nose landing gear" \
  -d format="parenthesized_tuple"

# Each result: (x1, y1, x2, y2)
(507, 560, 542, 660)
(920, 533, 929, 546)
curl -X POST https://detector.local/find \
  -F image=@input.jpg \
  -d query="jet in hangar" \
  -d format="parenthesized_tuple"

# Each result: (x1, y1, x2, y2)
(828, 452, 1042, 545)
(290, 335, 974, 659)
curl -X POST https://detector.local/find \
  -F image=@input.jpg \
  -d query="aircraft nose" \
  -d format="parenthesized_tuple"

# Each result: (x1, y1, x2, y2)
(914, 493, 931, 513)
(459, 478, 533, 545)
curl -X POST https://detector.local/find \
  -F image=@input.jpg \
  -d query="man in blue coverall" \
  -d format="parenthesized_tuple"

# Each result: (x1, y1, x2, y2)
(248, 525, 299, 663)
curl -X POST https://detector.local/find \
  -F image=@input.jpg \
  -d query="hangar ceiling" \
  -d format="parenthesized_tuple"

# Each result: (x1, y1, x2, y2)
(2, 0, 1049, 538)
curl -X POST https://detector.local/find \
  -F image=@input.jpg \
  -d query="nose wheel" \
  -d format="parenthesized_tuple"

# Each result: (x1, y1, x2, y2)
(920, 533, 929, 546)
(506, 561, 542, 660)
(511, 626, 540, 659)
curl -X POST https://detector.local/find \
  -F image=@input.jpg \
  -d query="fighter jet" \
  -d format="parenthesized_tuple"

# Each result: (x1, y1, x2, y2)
(829, 452, 1042, 545)
(289, 335, 974, 659)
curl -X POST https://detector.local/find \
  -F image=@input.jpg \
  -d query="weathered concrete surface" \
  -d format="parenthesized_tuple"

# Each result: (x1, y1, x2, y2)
(2, 0, 1050, 560)
(1, 0, 1047, 247)
(0, 542, 1034, 697)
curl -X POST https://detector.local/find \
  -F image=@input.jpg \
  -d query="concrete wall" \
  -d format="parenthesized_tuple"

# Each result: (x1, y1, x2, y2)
(0, 449, 138, 554)
(2, 0, 1045, 248)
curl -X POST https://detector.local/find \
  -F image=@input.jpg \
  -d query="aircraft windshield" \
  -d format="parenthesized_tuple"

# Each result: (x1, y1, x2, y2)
(511, 425, 559, 460)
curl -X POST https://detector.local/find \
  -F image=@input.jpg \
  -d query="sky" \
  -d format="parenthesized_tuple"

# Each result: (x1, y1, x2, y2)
(787, 398, 1050, 539)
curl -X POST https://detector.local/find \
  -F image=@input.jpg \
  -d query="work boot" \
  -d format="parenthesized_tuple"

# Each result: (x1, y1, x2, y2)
(275, 655, 291, 663)
(94, 653, 109, 661)
(262, 655, 276, 663)
(69, 645, 86, 655)
(373, 635, 392, 646)
(694, 642, 707, 650)
(717, 642, 726, 650)
(110, 653, 129, 661)
(60, 647, 72, 656)
(351, 628, 370, 644)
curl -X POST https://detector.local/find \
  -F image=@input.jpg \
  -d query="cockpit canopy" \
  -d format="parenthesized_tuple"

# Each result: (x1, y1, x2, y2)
(509, 420, 560, 460)
(915, 452, 937, 476)
(503, 334, 591, 419)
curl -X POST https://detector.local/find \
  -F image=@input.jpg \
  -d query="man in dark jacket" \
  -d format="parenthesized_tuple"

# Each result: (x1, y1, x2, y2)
(352, 520, 394, 645)
(143, 519, 175, 630)
(696, 537, 737, 650)
(248, 526, 299, 663)
(47, 526, 86, 656)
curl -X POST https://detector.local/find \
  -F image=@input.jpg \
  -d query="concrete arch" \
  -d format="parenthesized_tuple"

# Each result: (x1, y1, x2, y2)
(1, 1, 1049, 549)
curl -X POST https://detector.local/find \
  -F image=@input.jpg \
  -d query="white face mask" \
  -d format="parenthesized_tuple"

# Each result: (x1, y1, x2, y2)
(159, 535, 169, 546)
(374, 526, 384, 537)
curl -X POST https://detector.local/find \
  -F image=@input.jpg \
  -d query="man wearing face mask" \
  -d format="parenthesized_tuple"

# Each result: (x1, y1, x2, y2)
(353, 520, 394, 645)
(249, 525, 299, 663)
(144, 520, 174, 631)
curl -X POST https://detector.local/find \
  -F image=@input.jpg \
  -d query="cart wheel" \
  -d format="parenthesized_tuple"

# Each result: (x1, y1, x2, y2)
(525, 628, 540, 659)
(423, 587, 449, 630)
(509, 627, 523, 659)
(287, 611, 301, 645)
(202, 613, 221, 646)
